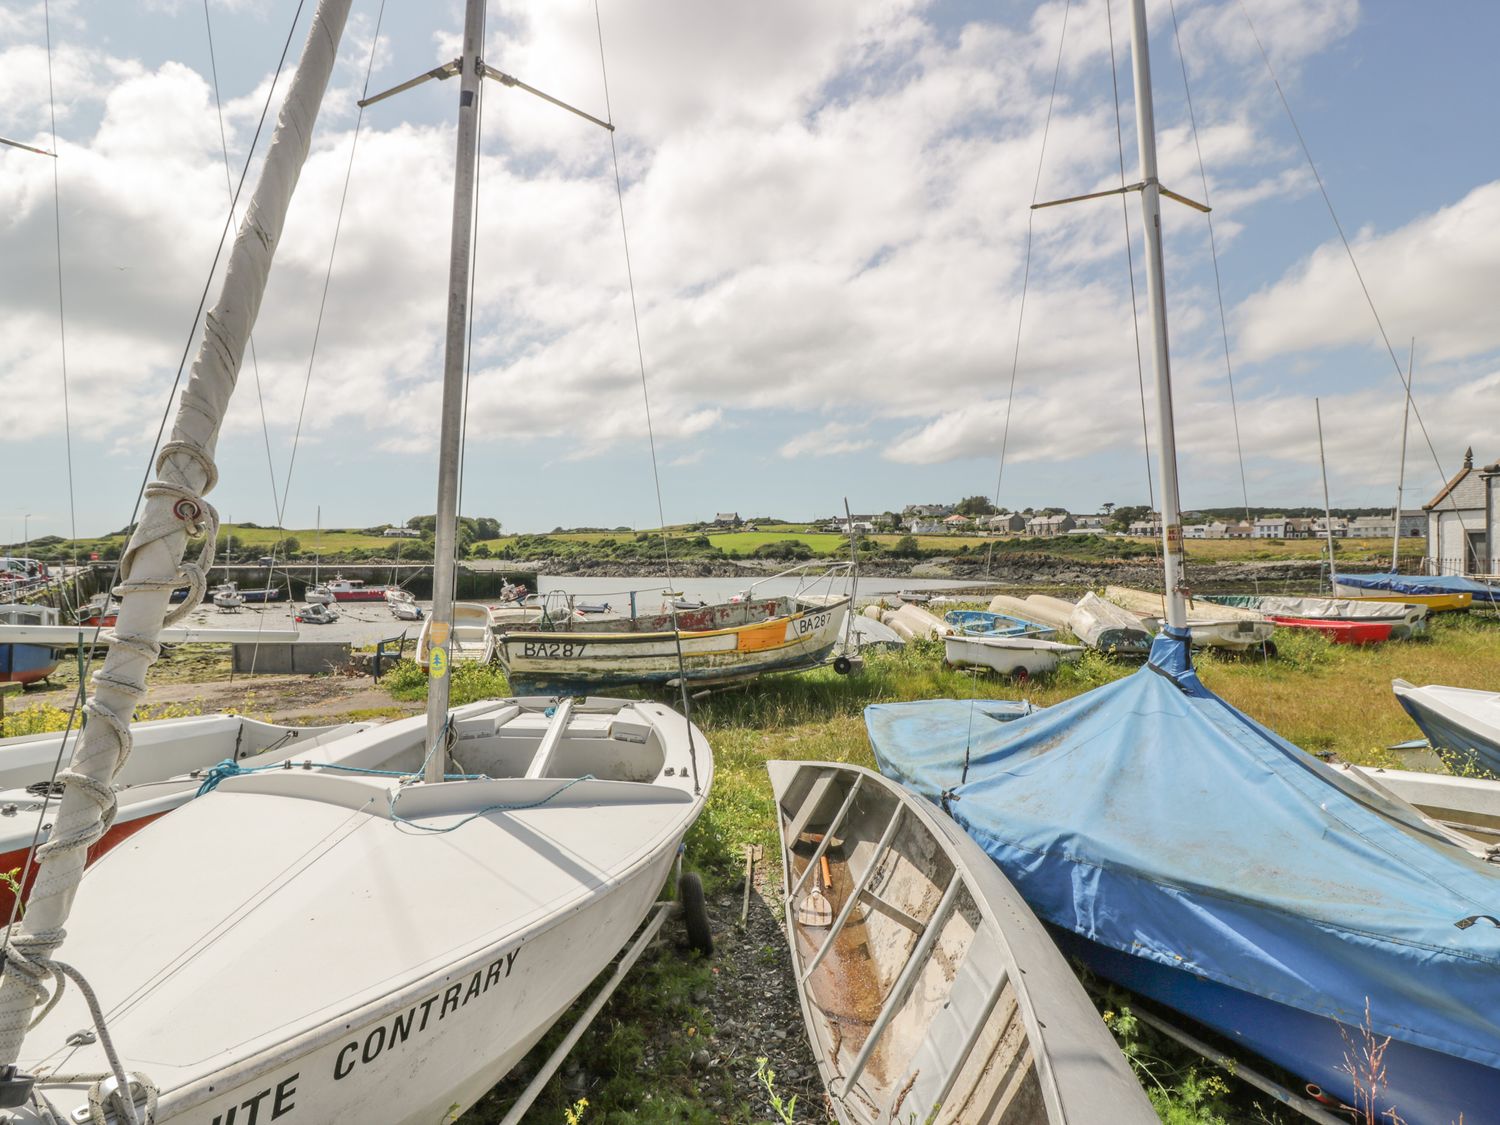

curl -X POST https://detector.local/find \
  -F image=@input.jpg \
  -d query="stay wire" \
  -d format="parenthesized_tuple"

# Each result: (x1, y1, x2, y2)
(9, 0, 310, 930)
(43, 0, 82, 610)
(983, 0, 1071, 581)
(1235, 0, 1465, 538)
(595, 0, 698, 793)
(1103, 0, 1160, 577)
(276, 0, 388, 546)
(1168, 0, 1275, 710)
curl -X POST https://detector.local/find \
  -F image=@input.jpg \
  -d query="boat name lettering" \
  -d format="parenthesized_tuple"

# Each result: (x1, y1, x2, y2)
(331, 948, 520, 1082)
(520, 641, 586, 659)
(794, 611, 831, 637)
(207, 1074, 298, 1124)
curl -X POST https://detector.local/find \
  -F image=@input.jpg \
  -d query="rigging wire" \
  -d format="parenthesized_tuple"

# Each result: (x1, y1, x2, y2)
(7, 0, 312, 935)
(275, 0, 388, 552)
(42, 0, 83, 619)
(982, 0, 1072, 580)
(1235, 0, 1466, 542)
(1104, 0, 1157, 522)
(594, 0, 699, 793)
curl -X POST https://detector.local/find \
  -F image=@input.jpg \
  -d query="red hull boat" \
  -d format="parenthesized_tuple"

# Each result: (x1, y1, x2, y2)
(1270, 615, 1392, 645)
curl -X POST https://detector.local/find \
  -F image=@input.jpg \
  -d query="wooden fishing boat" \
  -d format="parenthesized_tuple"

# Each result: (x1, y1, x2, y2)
(0, 603, 60, 686)
(498, 596, 849, 693)
(11, 698, 711, 1122)
(1333, 585, 1473, 612)
(0, 713, 371, 917)
(944, 609, 1055, 638)
(768, 760, 1154, 1125)
(1393, 679, 1500, 775)
(1201, 593, 1426, 639)
(417, 601, 494, 668)
(943, 634, 1083, 677)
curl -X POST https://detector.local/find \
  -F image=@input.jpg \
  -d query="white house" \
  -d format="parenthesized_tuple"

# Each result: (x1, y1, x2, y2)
(1073, 513, 1109, 531)
(1128, 515, 1162, 537)
(383, 527, 422, 538)
(909, 519, 947, 535)
(1424, 448, 1495, 576)
(1253, 517, 1287, 539)
(1184, 524, 1208, 539)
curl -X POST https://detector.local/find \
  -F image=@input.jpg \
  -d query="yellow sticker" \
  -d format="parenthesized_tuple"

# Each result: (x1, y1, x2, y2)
(430, 621, 451, 646)
(429, 646, 448, 678)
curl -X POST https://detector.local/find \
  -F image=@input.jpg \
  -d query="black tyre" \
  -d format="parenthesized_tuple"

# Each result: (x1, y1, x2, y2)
(1257, 640, 1279, 660)
(678, 870, 713, 958)
(832, 655, 854, 676)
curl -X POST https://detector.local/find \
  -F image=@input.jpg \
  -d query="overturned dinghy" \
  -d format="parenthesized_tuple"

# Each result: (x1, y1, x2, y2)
(768, 759, 1153, 1125)
(1068, 593, 1151, 655)
(1394, 678, 1500, 776)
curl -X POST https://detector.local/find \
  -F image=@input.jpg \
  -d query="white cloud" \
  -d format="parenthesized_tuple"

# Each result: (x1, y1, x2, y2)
(779, 421, 872, 459)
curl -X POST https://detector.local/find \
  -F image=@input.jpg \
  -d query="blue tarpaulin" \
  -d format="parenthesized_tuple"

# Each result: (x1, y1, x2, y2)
(867, 636, 1500, 1076)
(1338, 571, 1500, 603)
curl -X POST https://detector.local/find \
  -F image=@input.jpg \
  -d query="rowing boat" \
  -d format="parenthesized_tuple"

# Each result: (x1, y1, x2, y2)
(1105, 586, 1273, 651)
(944, 609, 1055, 638)
(416, 600, 494, 668)
(1201, 594, 1426, 639)
(768, 759, 1154, 1124)
(943, 634, 1083, 677)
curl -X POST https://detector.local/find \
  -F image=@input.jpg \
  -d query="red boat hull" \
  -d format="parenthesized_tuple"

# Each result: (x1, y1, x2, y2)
(331, 589, 388, 602)
(1270, 616, 1392, 645)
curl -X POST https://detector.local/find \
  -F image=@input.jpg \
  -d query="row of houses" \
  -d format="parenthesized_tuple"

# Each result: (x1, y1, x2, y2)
(1123, 512, 1426, 540)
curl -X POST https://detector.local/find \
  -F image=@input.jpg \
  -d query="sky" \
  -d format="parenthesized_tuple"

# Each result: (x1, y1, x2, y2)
(3, 0, 1499, 543)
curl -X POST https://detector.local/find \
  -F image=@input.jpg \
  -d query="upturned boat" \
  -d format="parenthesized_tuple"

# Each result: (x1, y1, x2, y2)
(1067, 593, 1152, 655)
(769, 759, 1153, 1124)
(1394, 679, 1500, 776)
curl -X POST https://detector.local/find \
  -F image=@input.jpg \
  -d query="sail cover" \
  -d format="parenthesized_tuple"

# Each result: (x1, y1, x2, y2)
(867, 635, 1500, 1070)
(1338, 571, 1500, 603)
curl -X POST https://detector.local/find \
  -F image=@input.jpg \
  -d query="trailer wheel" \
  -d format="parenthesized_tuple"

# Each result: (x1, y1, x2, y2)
(832, 655, 854, 676)
(678, 871, 713, 958)
(1257, 640, 1279, 660)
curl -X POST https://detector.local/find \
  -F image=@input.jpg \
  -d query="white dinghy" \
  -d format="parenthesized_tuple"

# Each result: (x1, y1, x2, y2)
(769, 761, 1154, 1124)
(417, 601, 494, 668)
(11, 699, 711, 1122)
(1105, 586, 1273, 652)
(944, 634, 1083, 678)
(1067, 593, 1152, 655)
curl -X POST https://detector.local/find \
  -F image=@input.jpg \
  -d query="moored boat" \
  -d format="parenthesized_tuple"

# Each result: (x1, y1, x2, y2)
(417, 601, 494, 668)
(1393, 678, 1500, 776)
(1334, 584, 1473, 612)
(1068, 592, 1152, 655)
(1268, 615, 1392, 644)
(768, 759, 1154, 1124)
(943, 633, 1083, 677)
(944, 609, 1055, 638)
(1201, 593, 1426, 639)
(386, 587, 424, 620)
(499, 597, 849, 694)
(0, 603, 61, 686)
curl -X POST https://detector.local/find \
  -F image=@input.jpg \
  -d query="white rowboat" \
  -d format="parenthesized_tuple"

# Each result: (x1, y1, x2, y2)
(944, 634, 1083, 677)
(417, 601, 494, 667)
(769, 760, 1154, 1124)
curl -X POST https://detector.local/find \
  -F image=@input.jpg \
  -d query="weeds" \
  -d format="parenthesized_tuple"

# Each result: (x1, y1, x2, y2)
(754, 1057, 797, 1125)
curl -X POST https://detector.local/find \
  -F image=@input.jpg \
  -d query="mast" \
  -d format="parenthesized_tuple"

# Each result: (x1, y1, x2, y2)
(1126, 0, 1188, 633)
(423, 0, 487, 782)
(1392, 342, 1414, 572)
(1315, 398, 1339, 594)
(0, 0, 354, 1070)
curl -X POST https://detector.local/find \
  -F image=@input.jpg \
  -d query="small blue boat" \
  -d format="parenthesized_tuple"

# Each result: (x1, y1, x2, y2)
(1337, 571, 1500, 604)
(0, 604, 60, 686)
(943, 609, 1054, 638)
(868, 631, 1500, 1124)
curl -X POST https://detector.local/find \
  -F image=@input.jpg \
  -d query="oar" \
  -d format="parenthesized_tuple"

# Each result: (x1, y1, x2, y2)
(796, 853, 834, 928)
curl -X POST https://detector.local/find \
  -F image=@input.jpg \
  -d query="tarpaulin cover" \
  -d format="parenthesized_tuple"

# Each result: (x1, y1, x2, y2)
(867, 635, 1500, 1069)
(1338, 571, 1500, 603)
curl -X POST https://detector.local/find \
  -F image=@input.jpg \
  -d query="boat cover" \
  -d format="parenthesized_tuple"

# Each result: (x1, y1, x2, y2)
(867, 632, 1500, 1070)
(1337, 572, 1500, 603)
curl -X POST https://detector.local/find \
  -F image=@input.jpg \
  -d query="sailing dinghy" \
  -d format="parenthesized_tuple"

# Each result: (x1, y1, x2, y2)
(9, 698, 711, 1122)
(867, 0, 1500, 1118)
(769, 759, 1153, 1125)
(943, 634, 1083, 678)
(416, 601, 494, 668)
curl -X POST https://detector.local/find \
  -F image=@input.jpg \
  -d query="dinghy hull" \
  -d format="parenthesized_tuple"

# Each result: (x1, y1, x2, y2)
(1394, 679, 1500, 775)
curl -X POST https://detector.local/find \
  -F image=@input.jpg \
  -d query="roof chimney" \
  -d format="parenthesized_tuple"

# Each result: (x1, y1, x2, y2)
(1463, 447, 1474, 469)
